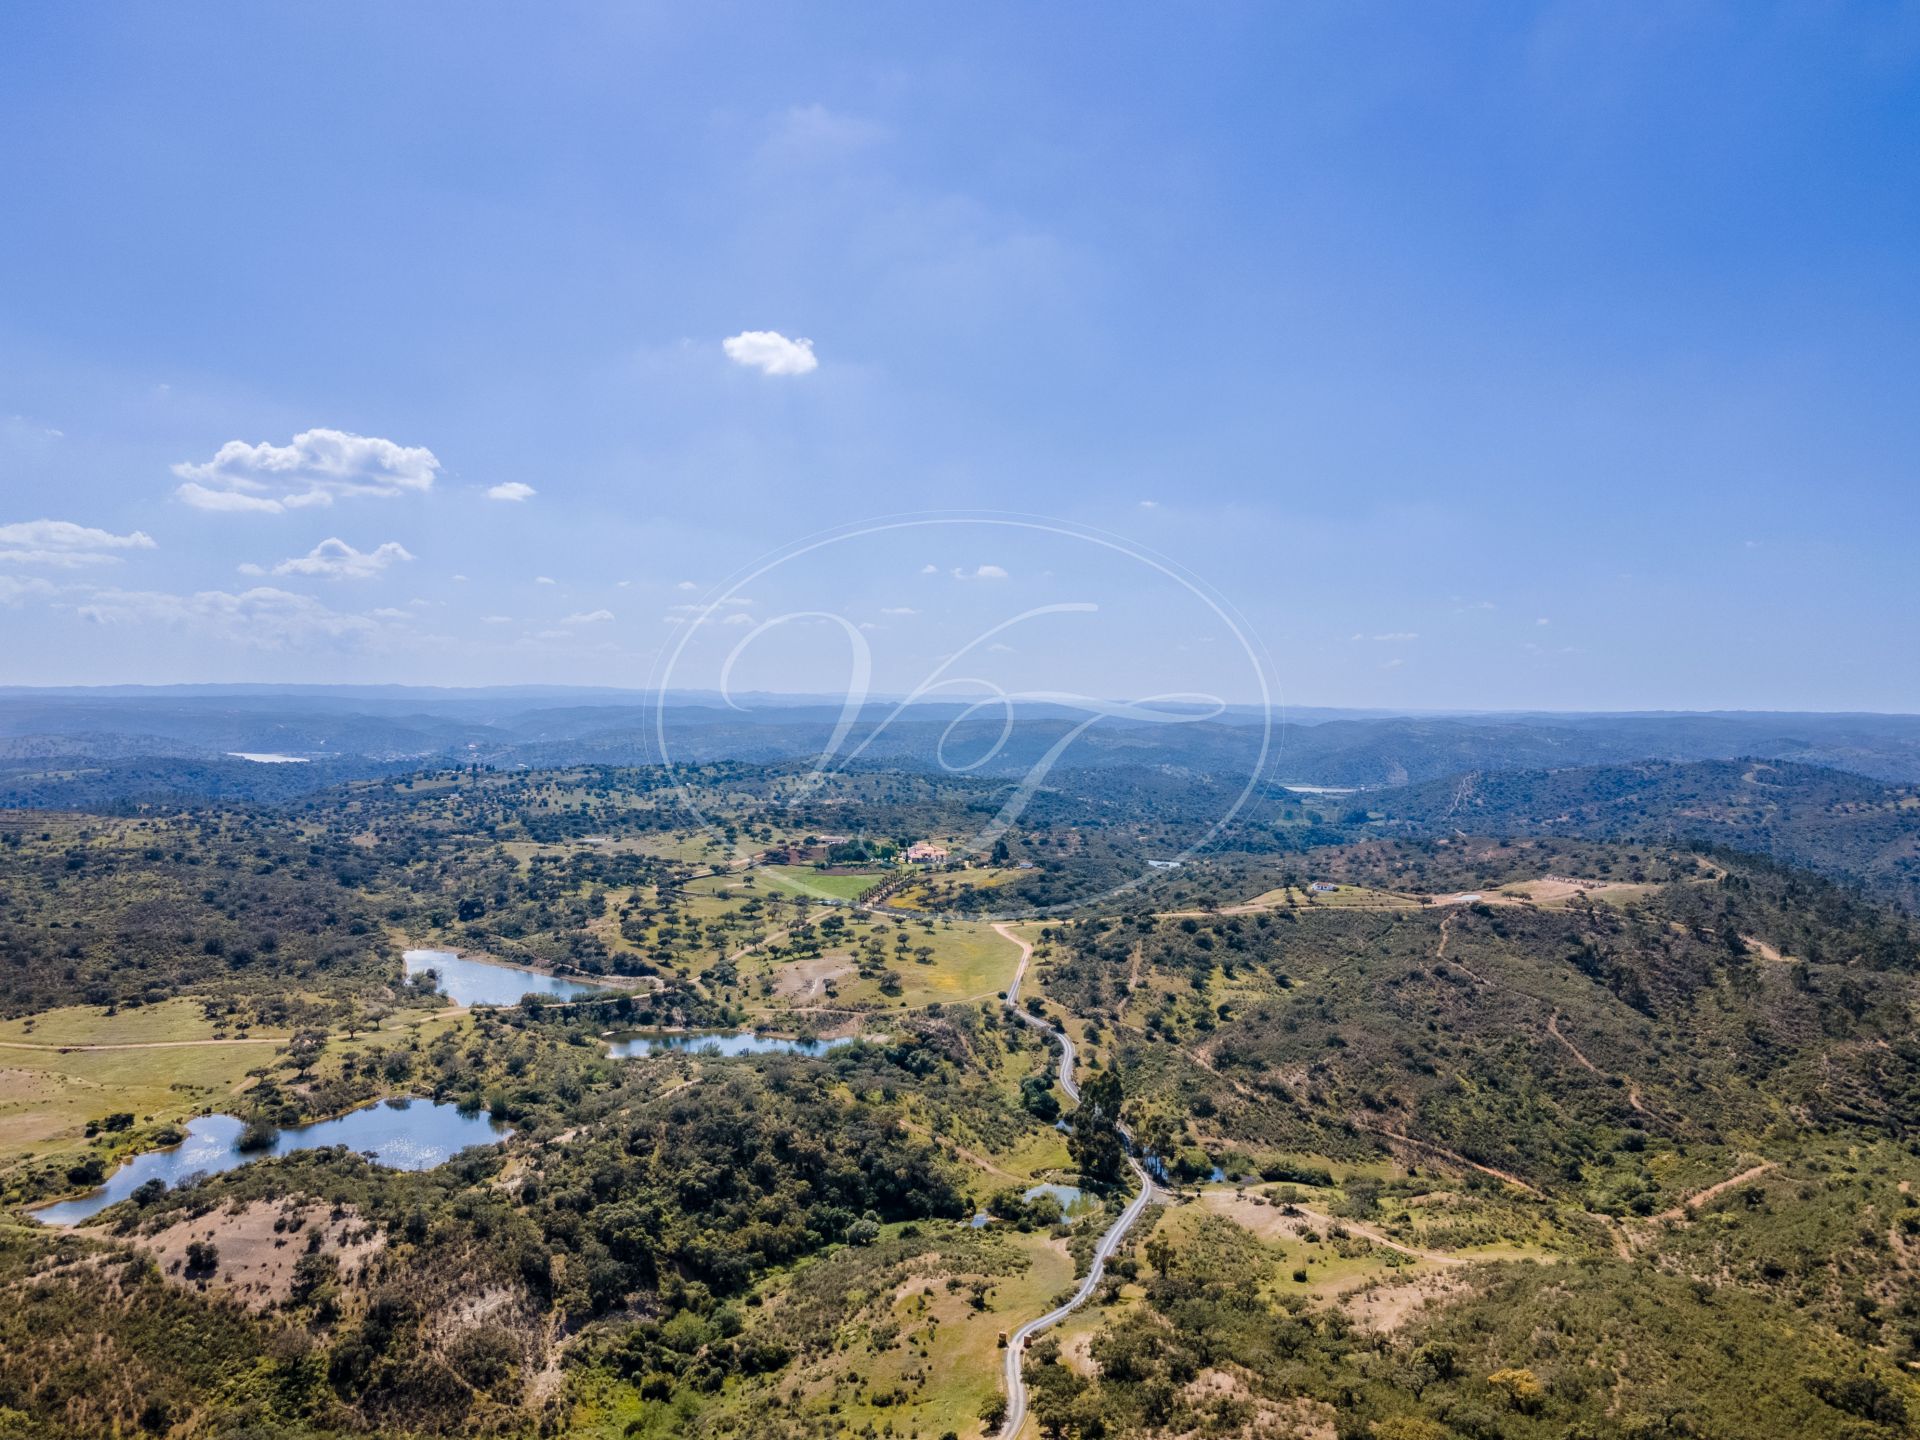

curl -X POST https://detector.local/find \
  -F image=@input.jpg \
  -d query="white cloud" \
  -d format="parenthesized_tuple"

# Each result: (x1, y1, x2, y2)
(880, 606, 918, 616)
(486, 481, 536, 502)
(952, 564, 1008, 581)
(1373, 631, 1418, 642)
(763, 104, 887, 163)
(481, 614, 513, 625)
(172, 428, 440, 513)
(535, 576, 556, 585)
(723, 330, 819, 376)
(173, 484, 287, 514)
(74, 585, 385, 648)
(561, 609, 615, 625)
(0, 575, 56, 604)
(1138, 499, 1159, 509)
(676, 579, 697, 590)
(0, 519, 156, 568)
(920, 563, 938, 574)
(268, 538, 415, 580)
(1536, 617, 1551, 626)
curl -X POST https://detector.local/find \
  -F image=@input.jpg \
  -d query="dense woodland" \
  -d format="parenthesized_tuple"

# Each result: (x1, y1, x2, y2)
(1, 753, 1918, 1438)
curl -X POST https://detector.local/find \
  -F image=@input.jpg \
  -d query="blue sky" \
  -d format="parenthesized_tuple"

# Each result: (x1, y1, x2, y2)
(2, 3, 1917, 709)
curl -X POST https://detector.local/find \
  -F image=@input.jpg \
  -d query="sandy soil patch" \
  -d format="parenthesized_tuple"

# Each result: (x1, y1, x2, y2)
(1500, 876, 1651, 906)
(1173, 1376, 1337, 1440)
(138, 1199, 384, 1309)
(1062, 1330, 1099, 1377)
(773, 955, 855, 1001)
(1340, 1270, 1474, 1333)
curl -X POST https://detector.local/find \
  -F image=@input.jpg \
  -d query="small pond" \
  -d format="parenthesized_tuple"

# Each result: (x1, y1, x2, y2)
(404, 948, 613, 1006)
(33, 1099, 510, 1227)
(607, 1030, 862, 1059)
(1022, 1182, 1102, 1218)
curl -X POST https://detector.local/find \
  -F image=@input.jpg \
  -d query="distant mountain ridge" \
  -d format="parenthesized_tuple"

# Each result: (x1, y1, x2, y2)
(5, 693, 1920, 797)
(1367, 757, 1920, 911)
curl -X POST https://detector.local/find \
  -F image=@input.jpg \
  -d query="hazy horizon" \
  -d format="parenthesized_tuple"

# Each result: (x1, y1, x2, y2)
(3, 680, 1919, 724)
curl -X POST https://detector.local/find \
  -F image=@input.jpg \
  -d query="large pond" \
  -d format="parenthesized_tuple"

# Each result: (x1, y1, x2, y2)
(607, 1030, 861, 1059)
(404, 948, 613, 1006)
(32, 1098, 511, 1227)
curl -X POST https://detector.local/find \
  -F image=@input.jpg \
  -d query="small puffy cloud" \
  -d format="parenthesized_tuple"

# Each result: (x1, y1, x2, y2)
(663, 596, 754, 627)
(535, 576, 556, 585)
(676, 579, 698, 590)
(481, 614, 514, 625)
(723, 330, 818, 376)
(1373, 631, 1418, 642)
(1536, 617, 1551, 626)
(920, 563, 938, 574)
(880, 606, 918, 616)
(764, 104, 887, 162)
(1138, 499, 1159, 509)
(173, 428, 440, 513)
(269, 538, 415, 580)
(561, 609, 615, 625)
(0, 519, 156, 568)
(953, 564, 1008, 581)
(487, 481, 536, 502)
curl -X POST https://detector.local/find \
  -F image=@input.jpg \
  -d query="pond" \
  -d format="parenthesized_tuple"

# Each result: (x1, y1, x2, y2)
(404, 948, 614, 1006)
(607, 1029, 862, 1059)
(1022, 1182, 1102, 1219)
(32, 1098, 511, 1227)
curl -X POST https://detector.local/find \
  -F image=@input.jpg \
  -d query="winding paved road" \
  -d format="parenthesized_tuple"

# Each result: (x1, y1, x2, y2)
(991, 923, 1157, 1440)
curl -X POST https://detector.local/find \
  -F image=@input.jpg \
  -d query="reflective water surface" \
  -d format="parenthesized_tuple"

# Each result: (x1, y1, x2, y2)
(404, 948, 613, 1006)
(33, 1099, 511, 1226)
(606, 1030, 861, 1058)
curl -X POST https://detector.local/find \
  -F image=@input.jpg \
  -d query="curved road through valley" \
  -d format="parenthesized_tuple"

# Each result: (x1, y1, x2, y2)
(993, 923, 1157, 1439)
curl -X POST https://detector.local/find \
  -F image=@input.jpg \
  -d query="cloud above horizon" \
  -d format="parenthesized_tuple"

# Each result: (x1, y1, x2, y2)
(486, 481, 536, 502)
(0, 519, 156, 568)
(245, 538, 416, 581)
(173, 429, 440, 513)
(723, 330, 819, 376)
(74, 585, 387, 649)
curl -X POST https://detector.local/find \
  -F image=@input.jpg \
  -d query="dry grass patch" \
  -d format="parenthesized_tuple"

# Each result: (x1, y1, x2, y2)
(136, 1198, 384, 1309)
